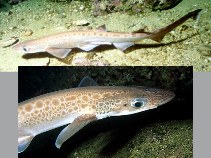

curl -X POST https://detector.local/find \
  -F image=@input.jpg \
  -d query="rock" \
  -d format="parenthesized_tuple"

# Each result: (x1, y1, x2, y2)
(8, 0, 23, 4)
(24, 29, 33, 36)
(106, 0, 183, 14)
(65, 22, 72, 29)
(72, 20, 90, 26)
(152, 0, 183, 11)
(99, 1, 108, 11)
(79, 6, 84, 10)
(9, 26, 17, 30)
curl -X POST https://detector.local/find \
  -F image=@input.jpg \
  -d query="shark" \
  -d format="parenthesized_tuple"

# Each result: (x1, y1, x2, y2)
(13, 9, 201, 58)
(18, 76, 175, 153)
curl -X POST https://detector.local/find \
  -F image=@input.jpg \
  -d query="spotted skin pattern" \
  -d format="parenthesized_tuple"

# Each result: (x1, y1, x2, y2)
(18, 85, 175, 154)
(18, 86, 174, 129)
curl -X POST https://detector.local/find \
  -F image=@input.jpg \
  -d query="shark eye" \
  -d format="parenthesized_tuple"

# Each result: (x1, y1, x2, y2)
(134, 101, 144, 108)
(131, 98, 147, 108)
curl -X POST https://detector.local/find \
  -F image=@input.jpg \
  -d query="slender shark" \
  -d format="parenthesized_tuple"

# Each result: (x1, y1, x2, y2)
(13, 9, 201, 58)
(18, 76, 175, 153)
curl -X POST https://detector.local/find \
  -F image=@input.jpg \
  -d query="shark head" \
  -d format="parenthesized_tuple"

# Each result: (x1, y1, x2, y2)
(13, 40, 45, 54)
(97, 86, 175, 118)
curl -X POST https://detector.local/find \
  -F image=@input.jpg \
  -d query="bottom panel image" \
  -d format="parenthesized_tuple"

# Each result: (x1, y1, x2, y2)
(18, 66, 193, 158)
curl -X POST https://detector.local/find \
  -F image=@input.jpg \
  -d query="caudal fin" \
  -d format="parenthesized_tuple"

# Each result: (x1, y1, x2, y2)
(150, 9, 202, 42)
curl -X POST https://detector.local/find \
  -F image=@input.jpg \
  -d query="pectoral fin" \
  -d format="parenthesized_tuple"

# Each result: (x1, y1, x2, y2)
(45, 47, 72, 58)
(18, 130, 34, 153)
(113, 42, 134, 51)
(55, 114, 96, 148)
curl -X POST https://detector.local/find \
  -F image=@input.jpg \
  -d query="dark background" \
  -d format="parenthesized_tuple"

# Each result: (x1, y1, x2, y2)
(18, 66, 193, 158)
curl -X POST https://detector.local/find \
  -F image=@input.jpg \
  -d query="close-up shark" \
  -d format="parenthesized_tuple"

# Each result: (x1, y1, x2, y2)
(18, 76, 175, 153)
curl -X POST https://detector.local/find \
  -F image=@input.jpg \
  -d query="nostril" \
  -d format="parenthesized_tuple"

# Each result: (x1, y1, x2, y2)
(23, 47, 27, 51)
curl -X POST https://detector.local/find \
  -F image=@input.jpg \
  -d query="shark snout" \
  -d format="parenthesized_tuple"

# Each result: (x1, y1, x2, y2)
(157, 90, 175, 106)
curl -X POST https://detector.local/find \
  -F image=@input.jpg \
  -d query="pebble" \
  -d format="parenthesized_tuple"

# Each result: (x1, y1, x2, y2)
(24, 29, 33, 36)
(65, 22, 71, 29)
(0, 37, 19, 48)
(9, 26, 17, 30)
(72, 20, 90, 26)
(79, 6, 84, 10)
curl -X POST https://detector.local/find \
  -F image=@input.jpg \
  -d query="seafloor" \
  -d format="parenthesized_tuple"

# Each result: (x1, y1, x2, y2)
(0, 0, 210, 71)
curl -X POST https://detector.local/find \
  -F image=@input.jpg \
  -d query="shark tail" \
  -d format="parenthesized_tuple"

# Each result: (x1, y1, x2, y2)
(150, 9, 202, 42)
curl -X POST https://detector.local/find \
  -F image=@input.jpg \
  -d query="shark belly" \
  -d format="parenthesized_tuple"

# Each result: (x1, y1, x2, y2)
(25, 113, 81, 136)
(18, 112, 81, 153)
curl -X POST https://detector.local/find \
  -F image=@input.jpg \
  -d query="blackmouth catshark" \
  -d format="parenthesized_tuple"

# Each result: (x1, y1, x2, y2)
(13, 9, 201, 58)
(18, 76, 175, 153)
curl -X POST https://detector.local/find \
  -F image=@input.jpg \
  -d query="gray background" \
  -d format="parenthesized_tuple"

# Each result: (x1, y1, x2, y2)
(193, 72, 211, 158)
(0, 72, 210, 158)
(0, 73, 17, 158)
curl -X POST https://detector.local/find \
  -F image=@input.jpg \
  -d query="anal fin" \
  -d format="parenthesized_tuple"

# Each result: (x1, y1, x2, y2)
(55, 114, 96, 149)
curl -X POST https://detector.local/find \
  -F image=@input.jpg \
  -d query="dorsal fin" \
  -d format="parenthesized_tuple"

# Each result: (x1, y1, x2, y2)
(78, 76, 98, 87)
(95, 25, 107, 32)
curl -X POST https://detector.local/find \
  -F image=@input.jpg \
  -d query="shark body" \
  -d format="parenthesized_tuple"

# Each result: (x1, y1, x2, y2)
(18, 76, 175, 153)
(13, 9, 201, 58)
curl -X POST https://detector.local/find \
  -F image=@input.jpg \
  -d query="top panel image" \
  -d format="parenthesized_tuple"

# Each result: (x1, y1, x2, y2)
(0, 0, 210, 71)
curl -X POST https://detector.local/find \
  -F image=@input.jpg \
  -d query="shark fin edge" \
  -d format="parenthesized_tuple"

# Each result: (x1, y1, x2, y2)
(78, 44, 99, 51)
(150, 33, 165, 43)
(113, 42, 134, 51)
(78, 76, 98, 87)
(18, 135, 34, 153)
(45, 47, 72, 58)
(55, 114, 96, 149)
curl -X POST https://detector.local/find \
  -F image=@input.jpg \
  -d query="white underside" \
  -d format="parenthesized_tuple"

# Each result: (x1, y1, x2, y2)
(96, 106, 158, 119)
(24, 113, 81, 136)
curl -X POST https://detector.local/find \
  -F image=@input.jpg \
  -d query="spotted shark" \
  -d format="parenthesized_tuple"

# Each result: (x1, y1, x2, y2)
(18, 76, 175, 153)
(13, 9, 201, 58)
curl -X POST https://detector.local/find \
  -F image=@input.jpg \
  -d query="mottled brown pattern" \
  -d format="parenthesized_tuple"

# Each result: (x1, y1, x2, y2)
(52, 98, 59, 106)
(82, 95, 89, 102)
(92, 94, 101, 99)
(18, 86, 174, 128)
(65, 96, 76, 101)
(25, 104, 32, 112)
(36, 101, 43, 108)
